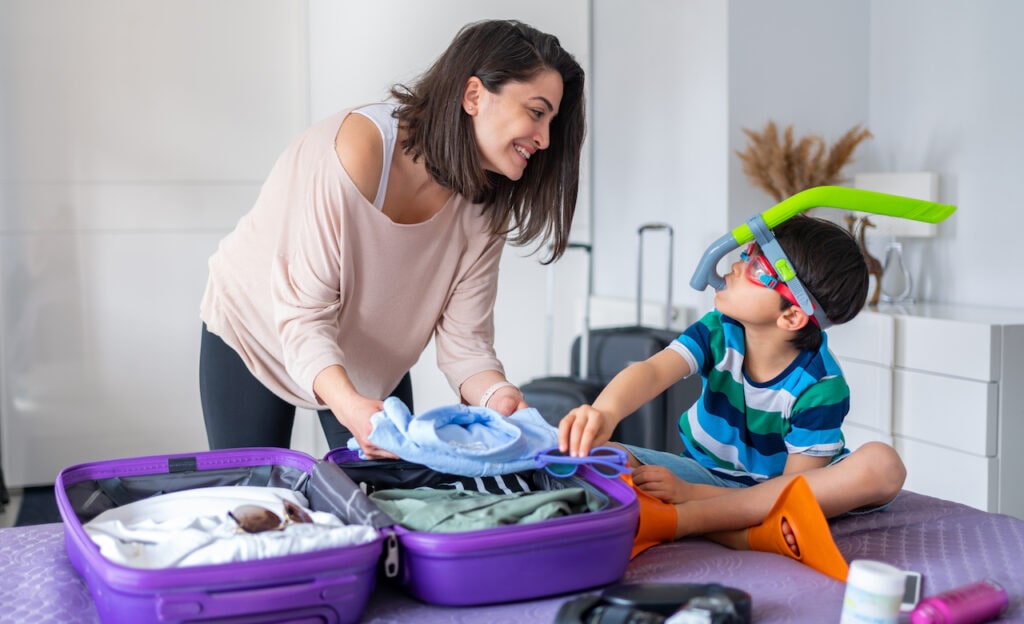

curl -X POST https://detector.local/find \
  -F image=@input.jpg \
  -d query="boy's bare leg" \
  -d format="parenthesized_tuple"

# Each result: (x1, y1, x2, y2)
(634, 444, 902, 583)
(664, 442, 906, 545)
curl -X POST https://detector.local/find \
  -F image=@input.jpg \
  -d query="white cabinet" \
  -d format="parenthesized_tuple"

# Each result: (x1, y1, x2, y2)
(827, 303, 1024, 519)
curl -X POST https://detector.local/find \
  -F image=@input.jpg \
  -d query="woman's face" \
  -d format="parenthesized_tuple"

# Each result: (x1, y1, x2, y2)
(465, 69, 564, 181)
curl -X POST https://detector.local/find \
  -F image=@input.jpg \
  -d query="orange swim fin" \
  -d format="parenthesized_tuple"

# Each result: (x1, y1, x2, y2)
(747, 474, 849, 582)
(623, 474, 678, 558)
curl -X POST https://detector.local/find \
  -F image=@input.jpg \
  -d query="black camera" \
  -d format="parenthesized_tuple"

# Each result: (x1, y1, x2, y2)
(555, 582, 752, 624)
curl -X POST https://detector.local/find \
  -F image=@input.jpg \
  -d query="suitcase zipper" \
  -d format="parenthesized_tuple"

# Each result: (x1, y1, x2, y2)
(383, 529, 400, 578)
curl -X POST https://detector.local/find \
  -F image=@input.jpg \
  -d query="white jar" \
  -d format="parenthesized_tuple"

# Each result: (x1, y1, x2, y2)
(840, 559, 905, 624)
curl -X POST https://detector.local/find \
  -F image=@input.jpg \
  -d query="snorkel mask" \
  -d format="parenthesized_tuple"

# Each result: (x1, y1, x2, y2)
(689, 186, 957, 329)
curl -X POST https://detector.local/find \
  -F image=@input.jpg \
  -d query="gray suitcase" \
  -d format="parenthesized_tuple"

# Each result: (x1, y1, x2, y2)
(521, 243, 603, 427)
(571, 224, 700, 453)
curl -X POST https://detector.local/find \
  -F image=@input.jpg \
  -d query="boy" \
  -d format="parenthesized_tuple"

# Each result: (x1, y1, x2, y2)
(558, 215, 906, 581)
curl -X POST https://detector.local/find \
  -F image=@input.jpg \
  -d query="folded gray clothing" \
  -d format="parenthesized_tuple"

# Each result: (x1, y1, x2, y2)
(368, 487, 601, 533)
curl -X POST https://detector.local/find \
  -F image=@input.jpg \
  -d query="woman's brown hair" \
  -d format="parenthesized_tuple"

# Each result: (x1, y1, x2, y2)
(391, 19, 586, 263)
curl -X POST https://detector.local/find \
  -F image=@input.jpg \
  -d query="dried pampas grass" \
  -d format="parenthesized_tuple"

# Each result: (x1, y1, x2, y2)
(737, 121, 873, 202)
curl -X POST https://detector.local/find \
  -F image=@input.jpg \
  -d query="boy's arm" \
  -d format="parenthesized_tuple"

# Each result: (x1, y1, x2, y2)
(781, 453, 831, 475)
(558, 349, 692, 456)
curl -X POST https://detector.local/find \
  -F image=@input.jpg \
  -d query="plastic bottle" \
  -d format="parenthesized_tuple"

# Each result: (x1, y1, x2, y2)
(910, 579, 1009, 624)
(840, 560, 905, 624)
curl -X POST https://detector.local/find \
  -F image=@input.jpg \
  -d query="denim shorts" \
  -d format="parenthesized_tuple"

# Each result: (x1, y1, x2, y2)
(622, 444, 896, 514)
(622, 444, 748, 488)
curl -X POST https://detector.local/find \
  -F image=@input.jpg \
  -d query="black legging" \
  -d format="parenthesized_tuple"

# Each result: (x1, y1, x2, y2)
(199, 324, 413, 451)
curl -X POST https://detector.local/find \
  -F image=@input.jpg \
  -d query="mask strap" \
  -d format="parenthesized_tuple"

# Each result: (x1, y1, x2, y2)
(746, 215, 831, 330)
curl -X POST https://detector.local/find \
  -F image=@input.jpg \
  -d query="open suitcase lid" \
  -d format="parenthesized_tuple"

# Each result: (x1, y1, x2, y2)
(55, 448, 385, 623)
(307, 458, 403, 578)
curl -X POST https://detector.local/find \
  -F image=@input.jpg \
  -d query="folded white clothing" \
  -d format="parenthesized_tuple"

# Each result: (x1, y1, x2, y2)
(84, 486, 379, 569)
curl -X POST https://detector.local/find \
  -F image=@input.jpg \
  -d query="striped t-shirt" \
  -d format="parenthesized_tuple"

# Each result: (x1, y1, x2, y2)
(667, 310, 850, 485)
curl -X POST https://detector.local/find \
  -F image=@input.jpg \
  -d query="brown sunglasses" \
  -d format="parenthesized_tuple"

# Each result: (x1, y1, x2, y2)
(228, 499, 313, 533)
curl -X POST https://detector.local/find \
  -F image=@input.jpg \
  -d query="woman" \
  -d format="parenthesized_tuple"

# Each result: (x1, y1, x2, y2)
(199, 19, 586, 458)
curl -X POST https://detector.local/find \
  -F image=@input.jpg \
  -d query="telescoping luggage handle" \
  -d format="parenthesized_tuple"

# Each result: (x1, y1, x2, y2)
(637, 223, 674, 330)
(544, 242, 593, 379)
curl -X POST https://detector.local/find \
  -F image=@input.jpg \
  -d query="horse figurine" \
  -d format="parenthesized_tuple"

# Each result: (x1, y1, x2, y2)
(845, 214, 884, 306)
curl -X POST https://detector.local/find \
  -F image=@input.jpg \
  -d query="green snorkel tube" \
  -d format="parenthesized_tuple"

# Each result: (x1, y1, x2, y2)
(689, 186, 957, 328)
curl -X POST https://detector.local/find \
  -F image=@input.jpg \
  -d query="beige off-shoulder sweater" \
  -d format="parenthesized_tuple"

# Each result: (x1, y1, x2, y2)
(200, 108, 505, 410)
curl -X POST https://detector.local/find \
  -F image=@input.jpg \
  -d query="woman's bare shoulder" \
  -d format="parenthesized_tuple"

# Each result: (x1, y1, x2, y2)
(334, 112, 384, 204)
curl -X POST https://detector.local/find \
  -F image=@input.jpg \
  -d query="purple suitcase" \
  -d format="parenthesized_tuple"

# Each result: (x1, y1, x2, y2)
(325, 447, 639, 606)
(56, 448, 384, 624)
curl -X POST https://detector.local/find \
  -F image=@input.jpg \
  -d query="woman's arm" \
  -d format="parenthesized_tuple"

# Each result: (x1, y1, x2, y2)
(434, 229, 509, 408)
(460, 370, 526, 415)
(312, 364, 397, 459)
(273, 112, 391, 453)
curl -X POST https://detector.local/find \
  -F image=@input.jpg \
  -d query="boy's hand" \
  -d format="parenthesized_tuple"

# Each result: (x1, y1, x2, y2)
(632, 464, 688, 503)
(557, 404, 617, 456)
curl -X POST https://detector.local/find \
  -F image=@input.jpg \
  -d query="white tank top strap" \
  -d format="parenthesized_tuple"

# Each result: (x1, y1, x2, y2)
(351, 103, 399, 210)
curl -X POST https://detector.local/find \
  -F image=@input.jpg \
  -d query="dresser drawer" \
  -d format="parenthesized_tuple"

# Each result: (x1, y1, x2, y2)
(893, 370, 997, 456)
(895, 436, 997, 512)
(895, 316, 1000, 381)
(827, 310, 895, 366)
(843, 422, 892, 450)
(841, 360, 892, 433)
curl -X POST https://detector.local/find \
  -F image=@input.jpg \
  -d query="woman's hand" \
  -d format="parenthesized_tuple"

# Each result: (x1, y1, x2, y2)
(461, 373, 526, 417)
(486, 386, 528, 416)
(313, 365, 398, 460)
(332, 395, 398, 460)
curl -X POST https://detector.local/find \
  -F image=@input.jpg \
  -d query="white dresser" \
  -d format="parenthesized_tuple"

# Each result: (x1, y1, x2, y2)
(826, 303, 1024, 519)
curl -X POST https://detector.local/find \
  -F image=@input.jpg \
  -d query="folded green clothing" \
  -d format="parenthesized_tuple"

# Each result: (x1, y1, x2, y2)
(368, 487, 602, 532)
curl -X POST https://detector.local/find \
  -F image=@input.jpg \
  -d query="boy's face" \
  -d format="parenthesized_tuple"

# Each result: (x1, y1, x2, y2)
(741, 244, 807, 308)
(715, 245, 799, 329)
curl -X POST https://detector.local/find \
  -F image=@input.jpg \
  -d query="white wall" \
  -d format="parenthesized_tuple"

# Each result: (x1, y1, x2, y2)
(727, 0, 870, 225)
(591, 0, 729, 317)
(590, 0, 870, 313)
(1, 1, 309, 485)
(592, 1, 1024, 311)
(865, 0, 1024, 307)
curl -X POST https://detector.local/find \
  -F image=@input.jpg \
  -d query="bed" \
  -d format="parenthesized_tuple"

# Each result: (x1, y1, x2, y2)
(1, 489, 1021, 623)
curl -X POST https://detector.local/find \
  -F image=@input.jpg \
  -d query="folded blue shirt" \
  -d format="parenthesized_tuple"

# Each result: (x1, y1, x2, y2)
(347, 397, 559, 477)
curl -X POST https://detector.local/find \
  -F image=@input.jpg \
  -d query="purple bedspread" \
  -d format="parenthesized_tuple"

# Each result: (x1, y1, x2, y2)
(1, 490, 1022, 623)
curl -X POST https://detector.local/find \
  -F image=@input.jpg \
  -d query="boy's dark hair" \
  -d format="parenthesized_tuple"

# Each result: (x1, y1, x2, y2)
(390, 19, 586, 263)
(772, 215, 869, 351)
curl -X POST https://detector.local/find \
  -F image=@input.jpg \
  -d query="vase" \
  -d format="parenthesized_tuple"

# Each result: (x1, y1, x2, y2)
(880, 241, 913, 303)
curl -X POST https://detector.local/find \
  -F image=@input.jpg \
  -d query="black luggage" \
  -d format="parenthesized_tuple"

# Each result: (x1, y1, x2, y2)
(521, 243, 603, 428)
(571, 223, 701, 454)
(520, 376, 603, 428)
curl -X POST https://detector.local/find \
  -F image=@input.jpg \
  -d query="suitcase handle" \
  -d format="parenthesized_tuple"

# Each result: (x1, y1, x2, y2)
(636, 223, 674, 329)
(156, 575, 360, 620)
(544, 242, 593, 378)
